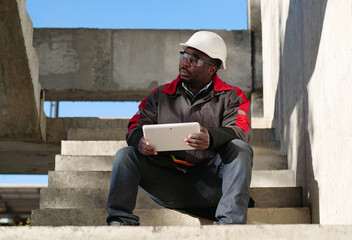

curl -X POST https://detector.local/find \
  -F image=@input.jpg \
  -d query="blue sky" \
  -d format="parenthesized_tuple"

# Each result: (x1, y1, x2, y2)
(26, 0, 247, 30)
(0, 0, 248, 184)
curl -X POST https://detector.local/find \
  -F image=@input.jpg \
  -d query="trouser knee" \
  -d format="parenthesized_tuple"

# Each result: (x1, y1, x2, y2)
(113, 146, 139, 169)
(221, 139, 253, 167)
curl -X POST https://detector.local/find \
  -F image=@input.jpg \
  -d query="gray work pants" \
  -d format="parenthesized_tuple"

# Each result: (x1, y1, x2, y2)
(106, 139, 253, 225)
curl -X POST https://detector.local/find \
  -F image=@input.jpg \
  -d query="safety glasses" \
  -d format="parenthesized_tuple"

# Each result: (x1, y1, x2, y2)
(179, 51, 216, 67)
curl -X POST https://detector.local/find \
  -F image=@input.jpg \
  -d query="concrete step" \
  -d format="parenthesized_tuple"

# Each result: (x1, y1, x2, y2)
(251, 141, 282, 155)
(61, 140, 283, 156)
(39, 187, 302, 209)
(48, 116, 273, 143)
(252, 154, 287, 170)
(2, 225, 352, 240)
(31, 207, 311, 226)
(61, 140, 127, 156)
(67, 128, 127, 141)
(48, 170, 295, 189)
(251, 117, 273, 129)
(46, 117, 131, 143)
(39, 187, 160, 210)
(67, 127, 276, 143)
(55, 153, 287, 172)
(55, 155, 114, 171)
(60, 140, 287, 170)
(252, 128, 275, 142)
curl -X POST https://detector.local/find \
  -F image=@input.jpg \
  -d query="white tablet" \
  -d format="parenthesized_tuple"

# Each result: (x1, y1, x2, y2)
(142, 122, 200, 151)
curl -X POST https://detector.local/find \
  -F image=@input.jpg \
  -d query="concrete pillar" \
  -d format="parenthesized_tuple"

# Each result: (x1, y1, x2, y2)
(247, 0, 263, 91)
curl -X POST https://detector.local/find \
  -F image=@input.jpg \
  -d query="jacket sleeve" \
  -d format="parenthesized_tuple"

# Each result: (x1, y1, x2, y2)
(126, 89, 159, 148)
(208, 87, 252, 149)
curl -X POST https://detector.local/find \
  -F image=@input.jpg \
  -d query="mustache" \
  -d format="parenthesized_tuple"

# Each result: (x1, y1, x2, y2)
(180, 67, 190, 74)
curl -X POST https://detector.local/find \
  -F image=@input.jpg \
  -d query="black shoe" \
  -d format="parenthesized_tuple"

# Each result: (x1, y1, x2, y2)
(108, 220, 127, 226)
(107, 219, 139, 226)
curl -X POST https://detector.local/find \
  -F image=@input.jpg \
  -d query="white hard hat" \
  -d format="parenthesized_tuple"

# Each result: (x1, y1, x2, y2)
(179, 31, 227, 70)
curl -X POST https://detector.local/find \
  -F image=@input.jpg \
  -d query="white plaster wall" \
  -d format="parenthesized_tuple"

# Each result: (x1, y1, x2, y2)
(262, 0, 352, 224)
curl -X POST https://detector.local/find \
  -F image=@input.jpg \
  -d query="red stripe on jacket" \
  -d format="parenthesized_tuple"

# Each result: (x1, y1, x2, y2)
(234, 87, 250, 132)
(127, 87, 158, 131)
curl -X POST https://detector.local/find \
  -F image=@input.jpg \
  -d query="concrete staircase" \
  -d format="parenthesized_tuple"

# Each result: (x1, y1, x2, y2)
(31, 118, 311, 226)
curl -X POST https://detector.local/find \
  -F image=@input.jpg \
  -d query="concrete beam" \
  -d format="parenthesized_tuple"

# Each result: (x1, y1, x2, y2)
(0, 141, 59, 174)
(33, 29, 252, 101)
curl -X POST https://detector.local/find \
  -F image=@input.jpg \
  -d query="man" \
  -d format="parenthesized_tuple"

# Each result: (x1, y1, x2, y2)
(106, 31, 253, 225)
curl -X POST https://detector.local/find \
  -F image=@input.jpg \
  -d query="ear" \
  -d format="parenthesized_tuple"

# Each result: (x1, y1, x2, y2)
(208, 65, 218, 76)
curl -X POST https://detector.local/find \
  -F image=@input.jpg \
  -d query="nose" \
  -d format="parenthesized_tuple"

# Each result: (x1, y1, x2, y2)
(179, 57, 191, 68)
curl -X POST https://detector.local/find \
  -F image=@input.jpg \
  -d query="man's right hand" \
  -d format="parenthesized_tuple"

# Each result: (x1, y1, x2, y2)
(138, 137, 158, 155)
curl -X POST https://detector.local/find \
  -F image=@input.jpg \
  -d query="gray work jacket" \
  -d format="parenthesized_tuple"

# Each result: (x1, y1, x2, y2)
(126, 74, 252, 166)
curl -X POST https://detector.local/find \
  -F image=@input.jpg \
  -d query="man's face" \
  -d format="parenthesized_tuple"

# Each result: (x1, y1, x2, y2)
(179, 47, 216, 89)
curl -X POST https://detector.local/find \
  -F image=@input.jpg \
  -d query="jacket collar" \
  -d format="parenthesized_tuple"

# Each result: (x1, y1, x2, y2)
(162, 74, 233, 95)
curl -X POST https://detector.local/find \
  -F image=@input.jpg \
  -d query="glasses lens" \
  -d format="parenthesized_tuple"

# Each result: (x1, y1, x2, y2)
(179, 52, 202, 67)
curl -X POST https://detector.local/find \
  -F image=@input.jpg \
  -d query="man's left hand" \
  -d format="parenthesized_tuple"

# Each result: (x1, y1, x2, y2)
(184, 126, 210, 150)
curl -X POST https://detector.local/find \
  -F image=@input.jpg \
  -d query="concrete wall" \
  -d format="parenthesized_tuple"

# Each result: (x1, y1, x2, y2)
(0, 0, 45, 142)
(262, 0, 352, 224)
(33, 29, 252, 101)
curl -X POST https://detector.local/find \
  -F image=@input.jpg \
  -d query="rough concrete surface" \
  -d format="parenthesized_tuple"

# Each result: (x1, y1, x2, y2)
(0, 0, 45, 141)
(60, 139, 281, 156)
(0, 141, 59, 174)
(54, 155, 114, 171)
(55, 152, 286, 172)
(67, 127, 127, 140)
(31, 207, 310, 226)
(248, 0, 263, 90)
(39, 187, 302, 209)
(59, 139, 287, 170)
(47, 170, 295, 189)
(33, 29, 252, 101)
(2, 225, 352, 240)
(46, 117, 130, 143)
(261, 0, 352, 224)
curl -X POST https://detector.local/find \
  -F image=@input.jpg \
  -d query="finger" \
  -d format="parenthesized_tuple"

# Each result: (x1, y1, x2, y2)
(139, 138, 157, 155)
(146, 145, 157, 153)
(185, 135, 209, 149)
(187, 142, 207, 150)
(143, 144, 157, 154)
(141, 138, 150, 145)
(141, 148, 157, 155)
(186, 139, 208, 149)
(187, 133, 202, 140)
(188, 135, 207, 143)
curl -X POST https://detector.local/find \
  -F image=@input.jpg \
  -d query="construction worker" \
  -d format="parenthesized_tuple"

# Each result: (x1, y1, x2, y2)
(106, 31, 253, 225)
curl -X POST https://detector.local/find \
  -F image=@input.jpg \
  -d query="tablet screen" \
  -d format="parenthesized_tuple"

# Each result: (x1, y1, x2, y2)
(142, 122, 200, 151)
